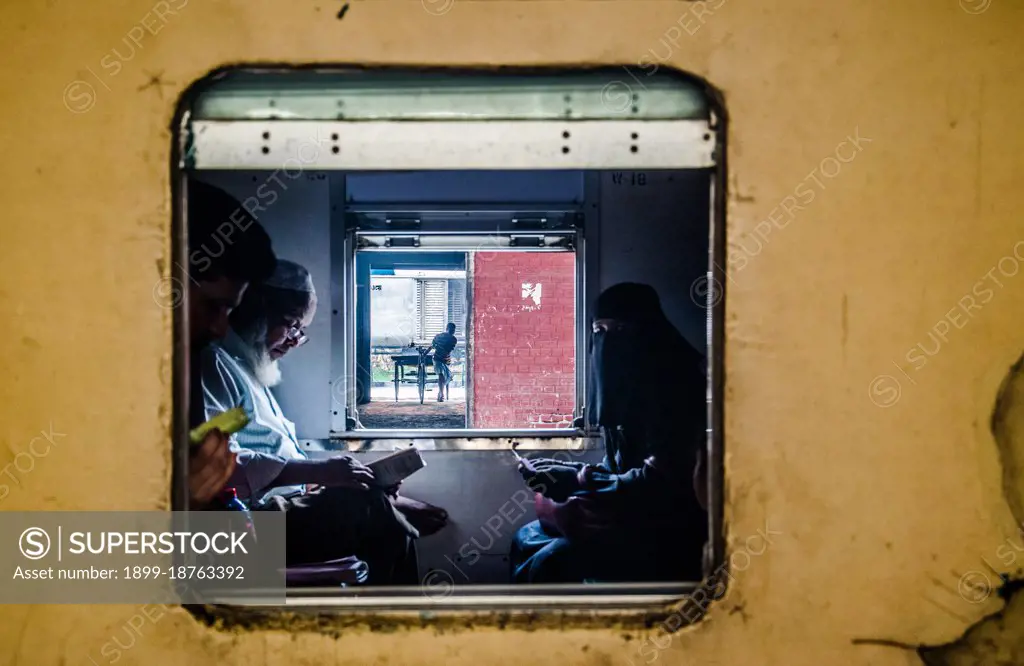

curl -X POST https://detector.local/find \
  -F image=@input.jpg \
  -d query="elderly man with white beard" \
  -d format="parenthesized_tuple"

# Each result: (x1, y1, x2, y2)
(201, 259, 448, 584)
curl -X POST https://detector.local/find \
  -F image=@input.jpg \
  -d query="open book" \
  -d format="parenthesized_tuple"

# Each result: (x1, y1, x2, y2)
(367, 446, 426, 488)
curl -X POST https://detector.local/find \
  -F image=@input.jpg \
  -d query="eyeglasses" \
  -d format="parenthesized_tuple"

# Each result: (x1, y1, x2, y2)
(284, 324, 308, 347)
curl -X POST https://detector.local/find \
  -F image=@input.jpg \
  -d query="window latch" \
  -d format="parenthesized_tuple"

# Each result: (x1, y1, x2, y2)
(384, 236, 421, 248)
(509, 235, 545, 248)
(512, 217, 548, 229)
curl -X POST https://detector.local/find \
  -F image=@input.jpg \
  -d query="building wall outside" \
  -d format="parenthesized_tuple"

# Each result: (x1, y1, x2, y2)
(471, 252, 576, 428)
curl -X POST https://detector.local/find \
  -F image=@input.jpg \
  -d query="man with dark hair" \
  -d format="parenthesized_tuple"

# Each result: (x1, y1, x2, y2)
(427, 322, 458, 402)
(185, 178, 277, 508)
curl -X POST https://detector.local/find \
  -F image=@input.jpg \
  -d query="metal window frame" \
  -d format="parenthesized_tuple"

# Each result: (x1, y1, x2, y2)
(173, 66, 727, 617)
(188, 67, 712, 122)
(186, 119, 715, 171)
(334, 208, 585, 437)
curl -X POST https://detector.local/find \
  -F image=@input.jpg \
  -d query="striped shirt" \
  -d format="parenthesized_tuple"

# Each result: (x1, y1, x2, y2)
(200, 328, 307, 501)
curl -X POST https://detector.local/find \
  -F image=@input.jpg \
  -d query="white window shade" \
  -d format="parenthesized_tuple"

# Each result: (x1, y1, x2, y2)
(415, 279, 449, 341)
(448, 280, 466, 335)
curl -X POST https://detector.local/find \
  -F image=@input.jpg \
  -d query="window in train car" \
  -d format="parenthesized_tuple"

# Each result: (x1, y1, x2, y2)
(356, 248, 576, 430)
(177, 68, 723, 610)
(361, 252, 471, 427)
(337, 168, 589, 435)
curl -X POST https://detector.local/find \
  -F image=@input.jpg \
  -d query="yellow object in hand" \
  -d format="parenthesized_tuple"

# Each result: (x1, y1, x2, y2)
(189, 407, 250, 446)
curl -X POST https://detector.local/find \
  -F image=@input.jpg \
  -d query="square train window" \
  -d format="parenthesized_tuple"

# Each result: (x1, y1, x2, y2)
(176, 67, 724, 612)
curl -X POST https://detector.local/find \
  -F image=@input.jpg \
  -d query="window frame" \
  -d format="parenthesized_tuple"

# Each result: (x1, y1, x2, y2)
(333, 199, 588, 438)
(173, 66, 727, 614)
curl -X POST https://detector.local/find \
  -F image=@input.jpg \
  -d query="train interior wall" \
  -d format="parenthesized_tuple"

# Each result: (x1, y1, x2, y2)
(194, 169, 709, 583)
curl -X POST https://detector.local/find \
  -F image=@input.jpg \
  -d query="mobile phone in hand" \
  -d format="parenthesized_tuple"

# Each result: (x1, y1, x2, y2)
(511, 442, 537, 474)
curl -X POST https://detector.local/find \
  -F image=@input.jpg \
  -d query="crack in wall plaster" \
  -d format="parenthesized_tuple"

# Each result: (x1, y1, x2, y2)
(855, 352, 1024, 665)
(992, 354, 1024, 525)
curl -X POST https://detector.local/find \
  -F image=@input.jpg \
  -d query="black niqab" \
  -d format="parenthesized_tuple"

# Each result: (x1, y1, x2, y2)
(587, 283, 706, 472)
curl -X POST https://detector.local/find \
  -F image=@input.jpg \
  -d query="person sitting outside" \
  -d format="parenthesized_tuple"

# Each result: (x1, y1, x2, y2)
(201, 259, 448, 583)
(427, 323, 458, 402)
(185, 179, 276, 508)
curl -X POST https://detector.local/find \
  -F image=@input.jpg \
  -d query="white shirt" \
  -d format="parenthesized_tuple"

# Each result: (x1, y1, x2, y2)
(200, 329, 307, 501)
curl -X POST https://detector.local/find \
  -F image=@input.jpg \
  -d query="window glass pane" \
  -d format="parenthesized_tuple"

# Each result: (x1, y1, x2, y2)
(192, 69, 709, 121)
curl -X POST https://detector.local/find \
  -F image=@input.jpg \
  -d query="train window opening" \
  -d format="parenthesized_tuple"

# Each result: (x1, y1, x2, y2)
(362, 256, 471, 428)
(177, 67, 723, 611)
(356, 248, 577, 431)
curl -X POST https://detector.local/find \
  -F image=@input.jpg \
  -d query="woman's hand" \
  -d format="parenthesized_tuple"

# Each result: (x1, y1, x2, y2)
(189, 429, 236, 507)
(521, 463, 581, 503)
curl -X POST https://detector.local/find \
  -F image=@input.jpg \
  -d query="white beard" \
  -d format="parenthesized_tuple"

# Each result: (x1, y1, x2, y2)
(238, 336, 283, 388)
(253, 355, 283, 388)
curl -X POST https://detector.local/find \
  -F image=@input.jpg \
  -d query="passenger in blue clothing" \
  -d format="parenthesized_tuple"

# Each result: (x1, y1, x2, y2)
(510, 283, 708, 583)
(427, 323, 458, 402)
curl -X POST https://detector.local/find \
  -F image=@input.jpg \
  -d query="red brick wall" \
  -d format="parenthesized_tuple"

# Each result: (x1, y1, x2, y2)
(471, 252, 575, 428)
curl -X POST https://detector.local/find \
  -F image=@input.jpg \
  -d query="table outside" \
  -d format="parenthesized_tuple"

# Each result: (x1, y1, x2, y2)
(390, 348, 438, 404)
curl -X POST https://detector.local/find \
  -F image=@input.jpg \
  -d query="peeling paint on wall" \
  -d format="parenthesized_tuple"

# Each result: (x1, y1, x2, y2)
(522, 282, 542, 309)
(854, 354, 1024, 664)
(993, 354, 1024, 527)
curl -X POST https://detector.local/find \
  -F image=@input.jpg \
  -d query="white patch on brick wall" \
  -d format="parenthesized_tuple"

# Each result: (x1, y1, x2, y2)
(521, 282, 542, 310)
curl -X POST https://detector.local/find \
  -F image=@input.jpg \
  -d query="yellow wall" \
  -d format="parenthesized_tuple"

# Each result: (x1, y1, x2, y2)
(2, 0, 1023, 664)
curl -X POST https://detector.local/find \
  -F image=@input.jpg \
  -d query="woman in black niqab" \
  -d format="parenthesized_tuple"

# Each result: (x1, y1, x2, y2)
(510, 283, 708, 583)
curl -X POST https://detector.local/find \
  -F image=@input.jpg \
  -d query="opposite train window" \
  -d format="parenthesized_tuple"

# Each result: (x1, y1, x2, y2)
(342, 171, 583, 433)
(177, 68, 724, 611)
